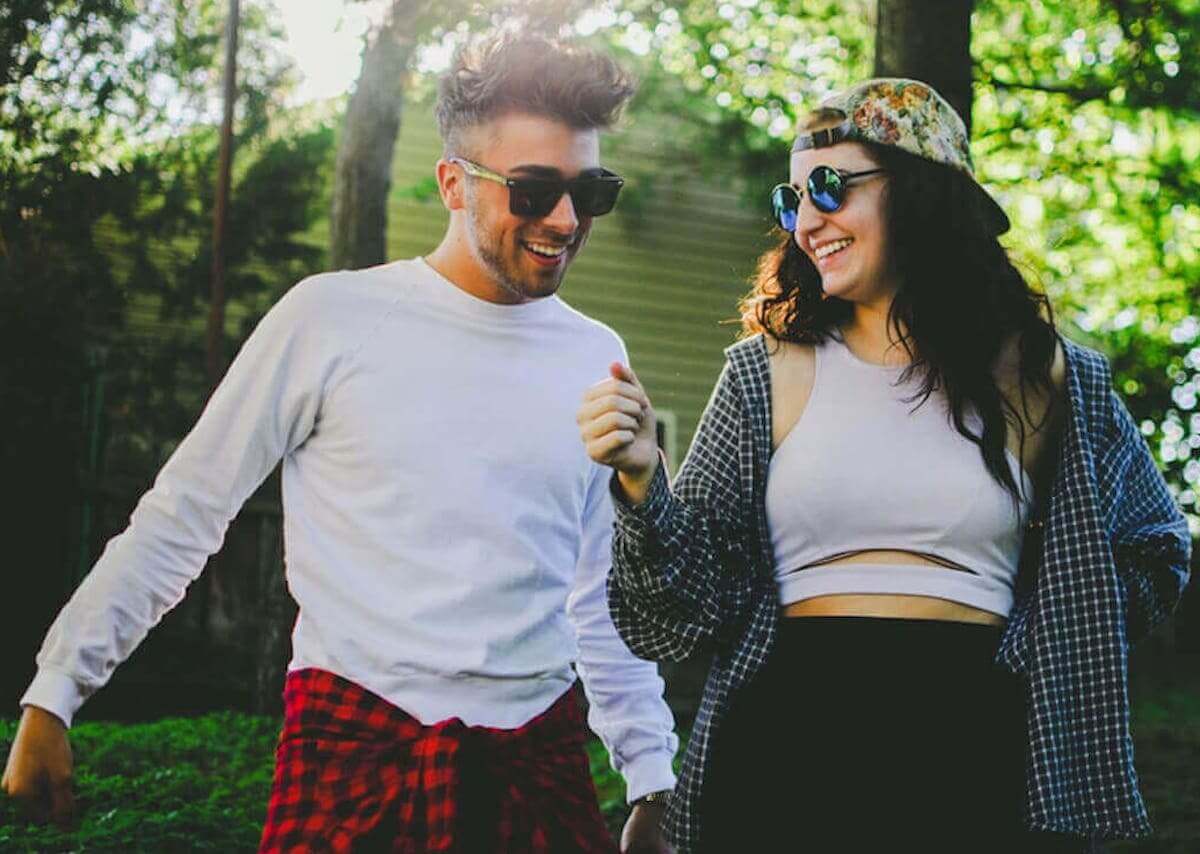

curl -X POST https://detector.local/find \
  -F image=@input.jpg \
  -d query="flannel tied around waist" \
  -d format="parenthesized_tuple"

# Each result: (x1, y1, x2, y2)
(259, 668, 617, 853)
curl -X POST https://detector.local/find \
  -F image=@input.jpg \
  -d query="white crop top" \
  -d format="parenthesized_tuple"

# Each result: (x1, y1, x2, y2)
(765, 333, 1034, 618)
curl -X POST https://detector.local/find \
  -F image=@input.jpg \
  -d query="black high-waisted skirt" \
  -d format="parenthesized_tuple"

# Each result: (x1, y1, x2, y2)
(699, 616, 1095, 853)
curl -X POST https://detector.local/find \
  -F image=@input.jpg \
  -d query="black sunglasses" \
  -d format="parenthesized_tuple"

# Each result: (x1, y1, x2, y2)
(450, 156, 625, 218)
(770, 165, 886, 231)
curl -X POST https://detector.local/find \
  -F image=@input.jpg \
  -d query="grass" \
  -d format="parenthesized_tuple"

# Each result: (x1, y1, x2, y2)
(0, 711, 643, 852)
(1, 659, 1196, 852)
(0, 712, 277, 852)
(1109, 653, 1200, 854)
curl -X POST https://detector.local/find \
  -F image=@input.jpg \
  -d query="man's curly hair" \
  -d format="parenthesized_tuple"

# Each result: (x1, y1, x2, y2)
(435, 31, 636, 155)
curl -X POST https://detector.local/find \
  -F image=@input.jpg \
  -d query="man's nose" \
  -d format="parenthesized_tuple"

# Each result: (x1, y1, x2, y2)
(541, 190, 579, 235)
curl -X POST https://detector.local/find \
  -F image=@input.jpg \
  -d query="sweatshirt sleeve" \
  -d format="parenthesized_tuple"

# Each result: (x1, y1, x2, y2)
(21, 276, 344, 727)
(567, 457, 679, 804)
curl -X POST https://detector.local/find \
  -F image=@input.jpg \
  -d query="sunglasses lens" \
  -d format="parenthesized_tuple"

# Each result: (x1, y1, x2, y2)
(808, 166, 844, 213)
(570, 178, 623, 216)
(509, 180, 562, 218)
(770, 185, 800, 232)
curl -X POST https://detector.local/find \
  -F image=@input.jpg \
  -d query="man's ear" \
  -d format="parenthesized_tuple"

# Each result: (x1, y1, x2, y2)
(436, 158, 465, 211)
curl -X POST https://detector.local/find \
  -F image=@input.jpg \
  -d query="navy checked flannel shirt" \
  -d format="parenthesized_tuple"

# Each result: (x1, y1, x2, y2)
(609, 333, 1192, 852)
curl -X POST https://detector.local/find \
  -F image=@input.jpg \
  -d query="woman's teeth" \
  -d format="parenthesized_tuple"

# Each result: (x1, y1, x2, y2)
(815, 238, 853, 260)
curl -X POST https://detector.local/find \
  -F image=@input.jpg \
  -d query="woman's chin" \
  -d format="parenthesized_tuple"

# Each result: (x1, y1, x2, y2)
(819, 276, 854, 302)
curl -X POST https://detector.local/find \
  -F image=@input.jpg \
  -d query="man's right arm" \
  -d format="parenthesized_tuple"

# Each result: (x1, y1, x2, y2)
(3, 275, 341, 821)
(2, 706, 74, 827)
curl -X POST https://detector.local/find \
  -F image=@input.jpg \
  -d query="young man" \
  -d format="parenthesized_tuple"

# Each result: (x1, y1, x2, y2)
(3, 32, 677, 853)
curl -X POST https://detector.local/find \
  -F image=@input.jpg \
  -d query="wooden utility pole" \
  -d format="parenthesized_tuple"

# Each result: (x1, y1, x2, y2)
(207, 0, 239, 390)
(874, 0, 975, 131)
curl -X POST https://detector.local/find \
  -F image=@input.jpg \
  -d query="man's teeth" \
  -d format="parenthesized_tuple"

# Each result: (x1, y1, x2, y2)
(526, 242, 566, 258)
(815, 238, 853, 259)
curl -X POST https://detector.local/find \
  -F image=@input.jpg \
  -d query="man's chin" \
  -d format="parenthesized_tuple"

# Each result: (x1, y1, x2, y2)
(517, 262, 569, 299)
(492, 272, 561, 303)
(521, 278, 563, 300)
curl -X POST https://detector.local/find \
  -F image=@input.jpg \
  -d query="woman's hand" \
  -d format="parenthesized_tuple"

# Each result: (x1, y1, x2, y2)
(621, 800, 673, 853)
(578, 363, 660, 504)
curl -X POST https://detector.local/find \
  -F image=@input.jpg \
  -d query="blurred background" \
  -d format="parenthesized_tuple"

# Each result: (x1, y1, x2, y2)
(1, 0, 1197, 850)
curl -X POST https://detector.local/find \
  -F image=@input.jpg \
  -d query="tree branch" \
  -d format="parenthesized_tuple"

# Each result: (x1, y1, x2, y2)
(980, 73, 1114, 104)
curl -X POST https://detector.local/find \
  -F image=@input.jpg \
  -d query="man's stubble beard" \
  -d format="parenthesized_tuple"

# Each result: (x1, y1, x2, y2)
(466, 201, 574, 303)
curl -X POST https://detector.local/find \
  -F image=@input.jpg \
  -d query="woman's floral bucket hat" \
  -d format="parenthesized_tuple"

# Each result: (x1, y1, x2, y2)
(793, 78, 1010, 234)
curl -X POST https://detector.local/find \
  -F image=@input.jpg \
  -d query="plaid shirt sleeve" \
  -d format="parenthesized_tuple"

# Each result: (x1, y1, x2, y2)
(1103, 389, 1193, 645)
(607, 361, 759, 663)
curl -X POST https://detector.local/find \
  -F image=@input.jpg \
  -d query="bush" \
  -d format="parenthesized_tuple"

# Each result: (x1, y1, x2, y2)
(4, 664, 1197, 852)
(0, 714, 636, 852)
(0, 713, 278, 852)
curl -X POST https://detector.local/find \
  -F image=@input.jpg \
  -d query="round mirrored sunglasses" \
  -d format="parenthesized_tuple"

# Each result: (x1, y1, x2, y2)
(769, 165, 886, 232)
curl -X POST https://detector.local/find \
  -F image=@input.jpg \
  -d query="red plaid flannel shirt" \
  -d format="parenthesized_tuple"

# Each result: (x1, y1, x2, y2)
(259, 668, 618, 853)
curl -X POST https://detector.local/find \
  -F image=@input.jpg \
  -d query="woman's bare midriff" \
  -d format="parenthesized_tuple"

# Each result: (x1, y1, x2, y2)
(780, 550, 1008, 627)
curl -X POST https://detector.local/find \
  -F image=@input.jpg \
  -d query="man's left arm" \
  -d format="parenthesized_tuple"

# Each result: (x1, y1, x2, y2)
(1106, 390, 1193, 644)
(568, 462, 678, 851)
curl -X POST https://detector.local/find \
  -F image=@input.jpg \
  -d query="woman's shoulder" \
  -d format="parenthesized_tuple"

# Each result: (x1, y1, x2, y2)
(724, 331, 768, 362)
(1049, 335, 1068, 396)
(730, 331, 814, 361)
(1057, 335, 1113, 391)
(756, 334, 816, 394)
(761, 334, 815, 362)
(762, 335, 817, 451)
(994, 327, 1068, 398)
(718, 333, 815, 421)
(721, 332, 780, 389)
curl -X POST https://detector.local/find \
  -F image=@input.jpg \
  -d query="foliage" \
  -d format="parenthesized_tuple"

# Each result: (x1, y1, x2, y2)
(0, 0, 336, 712)
(1, 682, 1195, 851)
(8, 1, 1193, 512)
(971, 0, 1200, 529)
(0, 0, 335, 497)
(0, 714, 631, 851)
(96, 119, 334, 475)
(574, 0, 1200, 529)
(1110, 653, 1200, 851)
(0, 713, 278, 852)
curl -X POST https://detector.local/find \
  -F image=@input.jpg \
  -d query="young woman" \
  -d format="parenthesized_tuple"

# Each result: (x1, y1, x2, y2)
(578, 79, 1191, 853)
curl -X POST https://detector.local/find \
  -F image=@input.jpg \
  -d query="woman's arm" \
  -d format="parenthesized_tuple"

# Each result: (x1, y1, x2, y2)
(602, 361, 760, 662)
(1106, 390, 1193, 644)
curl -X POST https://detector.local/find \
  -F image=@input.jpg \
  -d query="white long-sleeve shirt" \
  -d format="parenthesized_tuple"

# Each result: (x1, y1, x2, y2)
(22, 257, 678, 801)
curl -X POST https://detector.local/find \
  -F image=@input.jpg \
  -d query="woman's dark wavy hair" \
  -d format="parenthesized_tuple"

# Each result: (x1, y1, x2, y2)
(740, 139, 1058, 505)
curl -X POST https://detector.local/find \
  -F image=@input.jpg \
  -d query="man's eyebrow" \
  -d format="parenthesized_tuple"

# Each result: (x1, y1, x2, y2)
(509, 164, 563, 178)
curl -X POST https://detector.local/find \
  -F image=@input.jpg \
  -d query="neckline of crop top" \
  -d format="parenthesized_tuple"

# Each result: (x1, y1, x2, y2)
(773, 333, 1036, 487)
(765, 333, 1035, 592)
(828, 333, 911, 371)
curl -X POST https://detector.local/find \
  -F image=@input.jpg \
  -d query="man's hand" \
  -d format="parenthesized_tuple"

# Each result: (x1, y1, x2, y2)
(2, 705, 76, 828)
(578, 363, 660, 505)
(621, 800, 672, 853)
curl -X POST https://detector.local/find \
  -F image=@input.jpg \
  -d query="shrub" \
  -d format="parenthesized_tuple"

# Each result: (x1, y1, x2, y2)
(0, 713, 639, 852)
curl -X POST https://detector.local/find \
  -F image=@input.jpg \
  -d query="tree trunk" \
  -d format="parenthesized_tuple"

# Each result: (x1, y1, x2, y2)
(207, 0, 238, 387)
(329, 5, 423, 271)
(873, 0, 975, 133)
(253, 509, 294, 715)
(328, 0, 592, 272)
